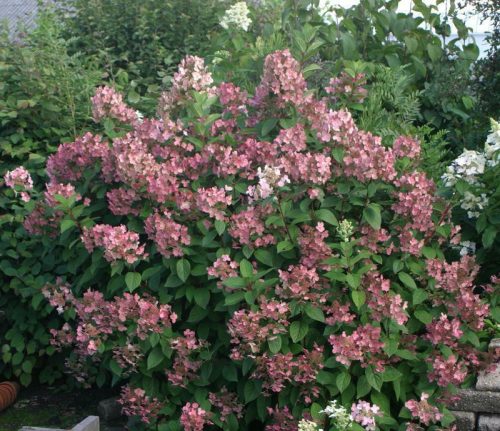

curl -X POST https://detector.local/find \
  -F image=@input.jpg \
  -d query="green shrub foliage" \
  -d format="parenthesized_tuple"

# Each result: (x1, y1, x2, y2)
(2, 49, 499, 431)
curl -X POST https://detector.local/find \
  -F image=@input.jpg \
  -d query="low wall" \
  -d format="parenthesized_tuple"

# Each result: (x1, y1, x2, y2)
(451, 339, 500, 431)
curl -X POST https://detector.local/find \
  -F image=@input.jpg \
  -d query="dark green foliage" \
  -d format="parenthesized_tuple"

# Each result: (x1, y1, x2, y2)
(0, 9, 101, 175)
(57, 0, 227, 88)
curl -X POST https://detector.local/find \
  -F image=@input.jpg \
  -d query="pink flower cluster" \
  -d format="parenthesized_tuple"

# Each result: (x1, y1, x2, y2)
(44, 182, 81, 207)
(405, 393, 443, 426)
(228, 205, 276, 248)
(207, 255, 239, 289)
(427, 354, 468, 387)
(158, 56, 215, 117)
(276, 264, 326, 302)
(227, 299, 289, 359)
(49, 288, 176, 359)
(180, 402, 212, 431)
(46, 132, 109, 183)
(393, 136, 421, 160)
(107, 188, 140, 216)
(196, 186, 232, 220)
(253, 346, 324, 402)
(425, 314, 463, 347)
(167, 329, 207, 387)
(298, 223, 332, 269)
(208, 387, 243, 423)
(365, 272, 408, 325)
(4, 166, 33, 201)
(265, 406, 298, 431)
(92, 86, 139, 125)
(351, 400, 382, 431)
(145, 210, 190, 258)
(329, 324, 386, 371)
(426, 256, 489, 330)
(326, 71, 368, 104)
(118, 385, 163, 424)
(81, 224, 147, 264)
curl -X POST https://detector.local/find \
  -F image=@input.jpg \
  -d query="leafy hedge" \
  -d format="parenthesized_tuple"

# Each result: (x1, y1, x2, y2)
(3, 50, 498, 431)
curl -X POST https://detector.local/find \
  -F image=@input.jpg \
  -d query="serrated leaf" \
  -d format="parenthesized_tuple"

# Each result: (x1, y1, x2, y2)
(176, 259, 191, 282)
(316, 209, 338, 226)
(147, 348, 164, 370)
(125, 272, 141, 292)
(336, 371, 351, 393)
(398, 272, 417, 289)
(351, 290, 366, 308)
(290, 320, 309, 343)
(305, 304, 325, 322)
(268, 336, 282, 353)
(239, 259, 254, 278)
(363, 204, 381, 230)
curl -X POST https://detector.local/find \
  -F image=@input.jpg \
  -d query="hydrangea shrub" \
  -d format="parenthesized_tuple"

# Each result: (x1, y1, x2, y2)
(4, 50, 499, 431)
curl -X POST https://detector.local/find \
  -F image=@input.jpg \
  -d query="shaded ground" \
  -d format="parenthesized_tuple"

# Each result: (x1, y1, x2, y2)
(0, 384, 126, 430)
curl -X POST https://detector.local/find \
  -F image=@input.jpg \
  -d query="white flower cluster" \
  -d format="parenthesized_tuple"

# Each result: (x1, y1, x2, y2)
(456, 240, 476, 257)
(485, 118, 500, 167)
(298, 419, 323, 431)
(337, 219, 354, 242)
(460, 191, 489, 219)
(441, 150, 486, 187)
(220, 2, 252, 32)
(248, 165, 290, 201)
(320, 400, 353, 431)
(307, 0, 358, 25)
(442, 119, 499, 219)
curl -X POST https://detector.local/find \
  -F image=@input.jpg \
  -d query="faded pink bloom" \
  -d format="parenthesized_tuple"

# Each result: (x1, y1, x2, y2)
(81, 224, 147, 264)
(180, 402, 212, 431)
(393, 136, 421, 159)
(4, 167, 33, 195)
(145, 210, 190, 258)
(92, 86, 139, 125)
(405, 393, 443, 426)
(209, 387, 243, 422)
(351, 401, 382, 431)
(118, 385, 162, 424)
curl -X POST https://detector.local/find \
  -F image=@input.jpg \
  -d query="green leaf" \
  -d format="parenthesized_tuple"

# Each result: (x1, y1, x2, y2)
(125, 272, 141, 292)
(214, 219, 226, 235)
(147, 348, 164, 370)
(365, 366, 383, 391)
(261, 118, 278, 136)
(482, 226, 497, 248)
(415, 309, 432, 324)
(357, 375, 371, 398)
(351, 290, 366, 308)
(398, 272, 417, 289)
(225, 291, 245, 306)
(176, 259, 191, 282)
(60, 219, 75, 233)
(268, 336, 282, 354)
(336, 371, 351, 393)
(222, 277, 247, 289)
(371, 391, 390, 414)
(222, 365, 238, 382)
(290, 320, 309, 343)
(277, 240, 294, 253)
(316, 209, 338, 226)
(194, 289, 210, 308)
(412, 289, 428, 305)
(427, 43, 442, 62)
(363, 204, 381, 230)
(239, 259, 254, 278)
(244, 380, 261, 403)
(305, 304, 325, 322)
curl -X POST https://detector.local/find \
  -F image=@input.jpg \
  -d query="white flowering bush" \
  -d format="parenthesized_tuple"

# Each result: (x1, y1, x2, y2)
(442, 119, 500, 280)
(220, 2, 252, 32)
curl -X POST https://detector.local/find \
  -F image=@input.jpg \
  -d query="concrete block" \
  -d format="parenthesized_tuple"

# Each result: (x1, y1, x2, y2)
(477, 365, 500, 392)
(451, 410, 476, 431)
(490, 339, 500, 351)
(72, 416, 99, 431)
(478, 414, 500, 431)
(97, 396, 122, 421)
(19, 428, 66, 431)
(452, 389, 500, 414)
